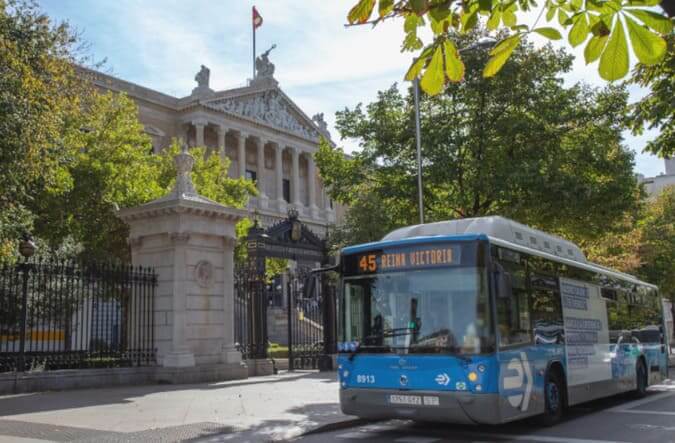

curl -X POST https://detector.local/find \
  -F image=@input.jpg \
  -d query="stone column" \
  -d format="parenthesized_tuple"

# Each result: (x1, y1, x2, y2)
(221, 237, 240, 364)
(166, 232, 192, 367)
(217, 126, 226, 159)
(307, 155, 319, 219)
(193, 118, 207, 147)
(275, 143, 286, 212)
(238, 132, 247, 178)
(291, 147, 301, 210)
(256, 137, 269, 209)
(118, 144, 248, 384)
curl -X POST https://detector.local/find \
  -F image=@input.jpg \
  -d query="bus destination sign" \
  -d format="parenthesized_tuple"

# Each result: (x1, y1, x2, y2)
(347, 244, 462, 275)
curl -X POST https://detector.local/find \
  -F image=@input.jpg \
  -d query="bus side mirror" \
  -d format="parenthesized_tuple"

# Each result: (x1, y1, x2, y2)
(494, 266, 513, 299)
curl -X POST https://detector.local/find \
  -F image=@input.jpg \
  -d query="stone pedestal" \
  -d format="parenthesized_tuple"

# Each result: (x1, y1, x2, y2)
(118, 145, 249, 383)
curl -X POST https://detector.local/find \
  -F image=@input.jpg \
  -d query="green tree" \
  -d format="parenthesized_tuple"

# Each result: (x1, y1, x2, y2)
(317, 35, 639, 248)
(0, 0, 84, 256)
(346, 0, 672, 92)
(0, 1, 258, 262)
(638, 187, 675, 301)
(628, 34, 674, 158)
(586, 186, 675, 301)
(32, 103, 257, 261)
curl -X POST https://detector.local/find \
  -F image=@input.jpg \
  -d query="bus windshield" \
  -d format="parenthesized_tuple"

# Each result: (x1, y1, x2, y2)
(342, 267, 493, 354)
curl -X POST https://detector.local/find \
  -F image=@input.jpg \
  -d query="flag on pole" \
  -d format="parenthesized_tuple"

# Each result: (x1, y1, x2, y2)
(252, 6, 263, 29)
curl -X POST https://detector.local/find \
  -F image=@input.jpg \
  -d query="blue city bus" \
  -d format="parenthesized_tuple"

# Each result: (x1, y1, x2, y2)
(335, 217, 668, 425)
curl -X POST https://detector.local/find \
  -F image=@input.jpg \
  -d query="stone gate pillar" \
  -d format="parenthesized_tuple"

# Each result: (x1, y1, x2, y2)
(117, 145, 248, 383)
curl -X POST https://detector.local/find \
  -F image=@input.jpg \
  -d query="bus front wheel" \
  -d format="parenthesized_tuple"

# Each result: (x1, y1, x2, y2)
(633, 359, 648, 398)
(538, 370, 564, 426)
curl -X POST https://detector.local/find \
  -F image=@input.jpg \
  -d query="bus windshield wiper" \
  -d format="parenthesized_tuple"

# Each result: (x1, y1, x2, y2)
(364, 327, 416, 341)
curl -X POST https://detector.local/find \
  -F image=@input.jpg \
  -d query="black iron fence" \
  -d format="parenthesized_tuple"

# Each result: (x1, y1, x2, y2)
(0, 259, 157, 372)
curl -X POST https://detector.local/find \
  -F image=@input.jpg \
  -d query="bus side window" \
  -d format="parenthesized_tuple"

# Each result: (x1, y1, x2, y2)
(606, 298, 620, 344)
(495, 255, 531, 347)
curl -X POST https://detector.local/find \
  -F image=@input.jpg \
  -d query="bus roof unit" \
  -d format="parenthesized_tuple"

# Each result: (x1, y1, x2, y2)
(382, 216, 586, 263)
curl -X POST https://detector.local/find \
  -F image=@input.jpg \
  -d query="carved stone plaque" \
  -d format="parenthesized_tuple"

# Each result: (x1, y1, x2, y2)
(195, 260, 214, 288)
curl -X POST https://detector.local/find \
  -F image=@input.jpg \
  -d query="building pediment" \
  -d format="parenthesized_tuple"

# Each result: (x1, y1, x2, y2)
(203, 88, 321, 141)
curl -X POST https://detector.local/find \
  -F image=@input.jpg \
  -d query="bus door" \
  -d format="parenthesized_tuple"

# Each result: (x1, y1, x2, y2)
(493, 253, 539, 421)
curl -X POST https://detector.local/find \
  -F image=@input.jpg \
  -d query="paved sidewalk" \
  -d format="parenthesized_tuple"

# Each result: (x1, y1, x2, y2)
(0, 371, 354, 443)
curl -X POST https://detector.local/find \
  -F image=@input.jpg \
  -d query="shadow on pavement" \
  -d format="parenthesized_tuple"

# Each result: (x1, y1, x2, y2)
(184, 402, 352, 443)
(0, 370, 336, 417)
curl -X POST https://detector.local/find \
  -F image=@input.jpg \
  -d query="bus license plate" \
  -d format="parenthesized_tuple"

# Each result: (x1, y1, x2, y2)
(389, 395, 439, 406)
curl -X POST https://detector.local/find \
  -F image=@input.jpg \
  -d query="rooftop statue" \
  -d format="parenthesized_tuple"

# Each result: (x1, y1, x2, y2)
(195, 65, 210, 89)
(255, 44, 276, 78)
(312, 113, 329, 135)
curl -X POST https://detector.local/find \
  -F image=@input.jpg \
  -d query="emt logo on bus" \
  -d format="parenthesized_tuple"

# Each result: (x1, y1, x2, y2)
(355, 245, 461, 274)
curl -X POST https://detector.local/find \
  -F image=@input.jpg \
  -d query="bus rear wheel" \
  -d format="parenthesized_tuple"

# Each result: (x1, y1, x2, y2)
(633, 359, 648, 398)
(537, 370, 564, 427)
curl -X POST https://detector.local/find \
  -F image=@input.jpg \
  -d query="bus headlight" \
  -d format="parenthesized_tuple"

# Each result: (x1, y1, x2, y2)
(475, 384, 483, 392)
(468, 371, 478, 382)
(477, 364, 486, 373)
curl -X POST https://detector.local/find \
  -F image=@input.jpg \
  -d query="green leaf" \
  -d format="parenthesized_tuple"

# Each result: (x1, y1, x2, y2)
(402, 32, 424, 51)
(591, 16, 611, 36)
(379, 0, 394, 16)
(443, 40, 465, 82)
(503, 9, 517, 27)
(348, 0, 376, 24)
(570, 0, 583, 11)
(624, 15, 667, 65)
(483, 34, 521, 77)
(599, 20, 629, 81)
(410, 0, 429, 14)
(462, 10, 479, 32)
(584, 34, 608, 63)
(428, 4, 451, 21)
(546, 6, 557, 22)
(625, 9, 673, 34)
(569, 14, 589, 47)
(404, 14, 423, 32)
(404, 46, 434, 81)
(558, 9, 569, 27)
(478, 0, 493, 12)
(420, 45, 445, 95)
(534, 27, 563, 39)
(487, 8, 502, 30)
(626, 0, 661, 5)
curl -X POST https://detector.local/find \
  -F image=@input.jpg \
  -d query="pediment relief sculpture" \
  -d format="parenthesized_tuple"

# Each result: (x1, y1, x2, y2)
(210, 90, 319, 140)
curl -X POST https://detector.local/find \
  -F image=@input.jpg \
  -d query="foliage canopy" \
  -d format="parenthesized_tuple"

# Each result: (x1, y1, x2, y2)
(317, 34, 639, 249)
(347, 0, 672, 93)
(0, 1, 257, 262)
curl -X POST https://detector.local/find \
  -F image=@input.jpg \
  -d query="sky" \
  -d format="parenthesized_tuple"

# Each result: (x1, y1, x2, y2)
(40, 0, 666, 177)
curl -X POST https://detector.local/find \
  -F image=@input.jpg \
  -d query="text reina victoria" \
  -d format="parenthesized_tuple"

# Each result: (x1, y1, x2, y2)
(359, 247, 456, 273)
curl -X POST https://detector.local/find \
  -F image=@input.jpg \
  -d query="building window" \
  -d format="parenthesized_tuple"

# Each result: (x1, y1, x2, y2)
(283, 179, 291, 203)
(330, 199, 334, 209)
(246, 170, 256, 182)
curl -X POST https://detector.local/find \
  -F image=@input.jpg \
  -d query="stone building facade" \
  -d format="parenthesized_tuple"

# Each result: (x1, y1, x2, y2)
(637, 157, 675, 198)
(79, 57, 339, 235)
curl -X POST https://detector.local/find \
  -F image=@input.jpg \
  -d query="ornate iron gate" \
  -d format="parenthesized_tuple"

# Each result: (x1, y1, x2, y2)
(234, 209, 337, 370)
(287, 267, 336, 370)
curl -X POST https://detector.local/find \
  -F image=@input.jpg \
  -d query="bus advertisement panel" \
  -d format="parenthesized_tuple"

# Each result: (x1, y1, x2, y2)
(560, 278, 612, 386)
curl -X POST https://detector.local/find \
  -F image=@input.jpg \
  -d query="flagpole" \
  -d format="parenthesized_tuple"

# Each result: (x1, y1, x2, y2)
(252, 15, 256, 79)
